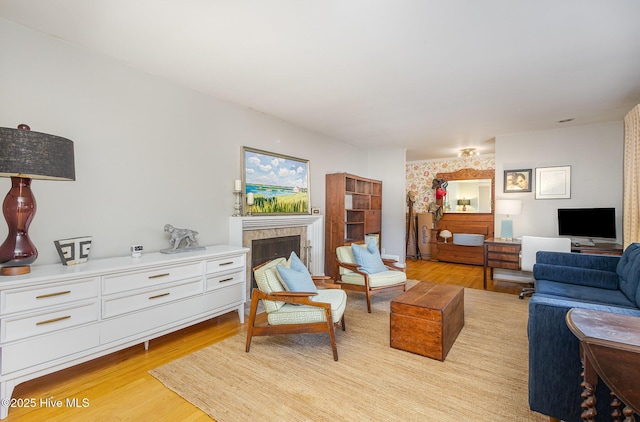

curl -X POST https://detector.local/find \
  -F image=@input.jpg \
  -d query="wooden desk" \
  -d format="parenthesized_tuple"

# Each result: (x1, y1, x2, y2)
(482, 240, 624, 290)
(483, 238, 521, 289)
(566, 308, 640, 421)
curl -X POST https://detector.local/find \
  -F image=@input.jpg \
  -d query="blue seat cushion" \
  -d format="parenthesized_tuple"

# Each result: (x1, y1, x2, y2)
(535, 279, 636, 308)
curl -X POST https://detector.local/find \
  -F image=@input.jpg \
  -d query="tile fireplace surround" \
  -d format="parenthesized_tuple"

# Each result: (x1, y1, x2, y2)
(228, 215, 324, 299)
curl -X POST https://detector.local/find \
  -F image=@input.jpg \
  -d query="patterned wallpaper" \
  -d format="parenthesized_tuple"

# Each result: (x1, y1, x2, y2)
(406, 156, 495, 213)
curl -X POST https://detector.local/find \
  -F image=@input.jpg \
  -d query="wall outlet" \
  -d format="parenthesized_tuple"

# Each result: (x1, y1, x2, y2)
(131, 244, 143, 258)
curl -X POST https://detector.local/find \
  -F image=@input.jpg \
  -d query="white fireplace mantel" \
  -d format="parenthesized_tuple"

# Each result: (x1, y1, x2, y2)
(228, 215, 324, 275)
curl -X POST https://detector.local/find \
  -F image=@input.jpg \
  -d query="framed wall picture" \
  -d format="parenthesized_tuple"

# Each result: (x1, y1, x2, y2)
(535, 166, 571, 199)
(242, 146, 310, 215)
(504, 169, 532, 193)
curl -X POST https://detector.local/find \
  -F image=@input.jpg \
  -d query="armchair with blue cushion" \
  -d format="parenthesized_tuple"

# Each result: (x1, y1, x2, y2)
(528, 243, 640, 421)
(246, 252, 347, 361)
(334, 241, 406, 313)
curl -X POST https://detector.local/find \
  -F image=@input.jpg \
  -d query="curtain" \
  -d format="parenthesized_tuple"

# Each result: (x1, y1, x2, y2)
(624, 104, 640, 248)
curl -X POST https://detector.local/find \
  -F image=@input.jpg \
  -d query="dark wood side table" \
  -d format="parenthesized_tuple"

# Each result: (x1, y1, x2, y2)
(566, 308, 640, 421)
(571, 243, 624, 256)
(483, 238, 521, 289)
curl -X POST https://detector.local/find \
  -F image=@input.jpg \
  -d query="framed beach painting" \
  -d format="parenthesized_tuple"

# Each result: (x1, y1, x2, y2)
(242, 147, 310, 215)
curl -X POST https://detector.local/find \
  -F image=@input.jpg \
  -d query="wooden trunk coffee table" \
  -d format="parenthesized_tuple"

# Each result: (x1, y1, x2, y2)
(390, 281, 464, 361)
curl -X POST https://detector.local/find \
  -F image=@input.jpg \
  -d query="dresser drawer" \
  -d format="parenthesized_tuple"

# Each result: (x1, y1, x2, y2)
(206, 255, 244, 274)
(1, 301, 98, 343)
(100, 295, 203, 344)
(205, 269, 244, 292)
(1, 278, 98, 315)
(487, 252, 520, 263)
(102, 279, 203, 318)
(487, 259, 520, 270)
(102, 262, 203, 294)
(2, 324, 100, 375)
(486, 244, 520, 254)
(202, 283, 244, 310)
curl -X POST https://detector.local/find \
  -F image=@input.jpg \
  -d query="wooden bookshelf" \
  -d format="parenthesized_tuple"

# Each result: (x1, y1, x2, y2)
(325, 173, 382, 277)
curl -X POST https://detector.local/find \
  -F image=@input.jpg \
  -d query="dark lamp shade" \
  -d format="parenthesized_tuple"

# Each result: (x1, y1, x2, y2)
(457, 199, 471, 206)
(0, 127, 75, 181)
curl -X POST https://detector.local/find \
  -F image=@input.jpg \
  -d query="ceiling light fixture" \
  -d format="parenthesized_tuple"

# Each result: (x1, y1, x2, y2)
(458, 148, 479, 157)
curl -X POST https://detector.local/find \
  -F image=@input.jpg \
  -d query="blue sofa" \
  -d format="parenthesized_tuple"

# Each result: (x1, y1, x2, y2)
(528, 243, 640, 422)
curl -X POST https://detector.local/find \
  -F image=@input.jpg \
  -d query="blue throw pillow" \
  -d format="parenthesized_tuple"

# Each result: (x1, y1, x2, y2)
(287, 251, 308, 273)
(275, 252, 317, 293)
(351, 240, 388, 274)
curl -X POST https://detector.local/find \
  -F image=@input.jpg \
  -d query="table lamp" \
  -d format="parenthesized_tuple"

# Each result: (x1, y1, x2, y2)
(439, 229, 452, 243)
(0, 125, 75, 275)
(457, 199, 471, 211)
(495, 199, 522, 240)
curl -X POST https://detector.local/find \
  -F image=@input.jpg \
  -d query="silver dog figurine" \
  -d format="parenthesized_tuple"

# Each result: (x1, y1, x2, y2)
(164, 224, 200, 250)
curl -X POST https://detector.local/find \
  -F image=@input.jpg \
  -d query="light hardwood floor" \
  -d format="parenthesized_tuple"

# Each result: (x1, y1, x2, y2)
(4, 259, 526, 421)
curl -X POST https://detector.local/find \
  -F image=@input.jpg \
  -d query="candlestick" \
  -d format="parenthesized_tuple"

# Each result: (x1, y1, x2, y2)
(233, 191, 242, 216)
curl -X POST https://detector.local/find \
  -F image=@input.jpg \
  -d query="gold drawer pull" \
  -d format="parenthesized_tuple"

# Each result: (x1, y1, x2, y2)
(219, 277, 234, 283)
(149, 292, 170, 300)
(219, 261, 234, 266)
(36, 290, 71, 299)
(36, 315, 71, 326)
(148, 273, 170, 279)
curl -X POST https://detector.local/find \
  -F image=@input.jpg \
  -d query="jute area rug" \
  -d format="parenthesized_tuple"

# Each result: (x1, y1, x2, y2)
(150, 282, 547, 421)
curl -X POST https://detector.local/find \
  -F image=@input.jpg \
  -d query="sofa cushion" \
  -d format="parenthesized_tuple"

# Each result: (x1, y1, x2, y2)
(616, 243, 640, 306)
(534, 280, 637, 308)
(536, 251, 620, 272)
(533, 264, 619, 290)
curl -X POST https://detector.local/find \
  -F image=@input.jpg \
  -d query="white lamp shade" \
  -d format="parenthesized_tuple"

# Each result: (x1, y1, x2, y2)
(495, 199, 522, 216)
(439, 229, 452, 239)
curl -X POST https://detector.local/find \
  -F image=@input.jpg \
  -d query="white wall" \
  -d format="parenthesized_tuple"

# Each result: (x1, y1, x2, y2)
(495, 122, 624, 243)
(367, 149, 407, 261)
(0, 18, 406, 267)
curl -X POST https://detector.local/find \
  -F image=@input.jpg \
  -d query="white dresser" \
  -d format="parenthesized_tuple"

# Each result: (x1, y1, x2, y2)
(0, 245, 248, 419)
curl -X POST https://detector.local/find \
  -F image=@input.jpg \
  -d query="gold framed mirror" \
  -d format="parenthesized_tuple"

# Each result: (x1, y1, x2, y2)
(435, 168, 495, 214)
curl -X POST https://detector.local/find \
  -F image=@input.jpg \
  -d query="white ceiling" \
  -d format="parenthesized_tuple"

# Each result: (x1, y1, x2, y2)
(2, 1, 639, 161)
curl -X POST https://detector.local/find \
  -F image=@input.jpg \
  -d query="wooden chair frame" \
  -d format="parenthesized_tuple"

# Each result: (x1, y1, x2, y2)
(245, 271, 346, 361)
(334, 257, 406, 313)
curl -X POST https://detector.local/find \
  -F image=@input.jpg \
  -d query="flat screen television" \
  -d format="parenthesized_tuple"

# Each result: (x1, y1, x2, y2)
(557, 208, 616, 244)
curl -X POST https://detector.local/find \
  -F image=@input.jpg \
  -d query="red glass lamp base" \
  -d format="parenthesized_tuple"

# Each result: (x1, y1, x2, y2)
(0, 176, 38, 276)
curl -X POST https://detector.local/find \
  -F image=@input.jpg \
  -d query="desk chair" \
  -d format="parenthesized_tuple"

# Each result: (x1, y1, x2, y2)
(519, 235, 572, 299)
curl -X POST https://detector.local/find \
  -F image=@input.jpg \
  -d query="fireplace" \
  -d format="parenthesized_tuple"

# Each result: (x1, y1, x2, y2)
(250, 235, 300, 290)
(228, 215, 324, 300)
